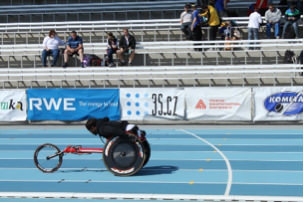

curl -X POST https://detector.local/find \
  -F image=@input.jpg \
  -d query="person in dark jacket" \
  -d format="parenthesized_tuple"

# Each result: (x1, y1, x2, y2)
(116, 28, 136, 66)
(85, 117, 145, 140)
(106, 32, 118, 67)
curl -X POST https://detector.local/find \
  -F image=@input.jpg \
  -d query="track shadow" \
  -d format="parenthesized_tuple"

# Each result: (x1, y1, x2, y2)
(59, 167, 107, 173)
(135, 165, 178, 176)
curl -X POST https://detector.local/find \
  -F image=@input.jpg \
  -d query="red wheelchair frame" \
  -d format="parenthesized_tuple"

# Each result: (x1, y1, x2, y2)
(33, 132, 150, 176)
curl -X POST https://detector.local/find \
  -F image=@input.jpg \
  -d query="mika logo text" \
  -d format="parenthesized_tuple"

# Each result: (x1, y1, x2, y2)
(0, 99, 23, 111)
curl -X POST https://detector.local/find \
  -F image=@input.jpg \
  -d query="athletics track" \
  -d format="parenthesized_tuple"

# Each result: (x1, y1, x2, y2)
(0, 124, 302, 202)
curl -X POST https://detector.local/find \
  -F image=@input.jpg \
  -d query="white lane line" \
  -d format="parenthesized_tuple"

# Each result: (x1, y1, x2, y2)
(179, 129, 233, 196)
(0, 192, 302, 202)
(0, 179, 302, 186)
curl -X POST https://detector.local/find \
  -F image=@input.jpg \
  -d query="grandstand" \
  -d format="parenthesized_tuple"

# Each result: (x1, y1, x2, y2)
(0, 0, 302, 88)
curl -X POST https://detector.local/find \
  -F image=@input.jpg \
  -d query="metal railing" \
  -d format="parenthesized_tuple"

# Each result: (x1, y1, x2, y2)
(0, 39, 302, 68)
(0, 64, 302, 88)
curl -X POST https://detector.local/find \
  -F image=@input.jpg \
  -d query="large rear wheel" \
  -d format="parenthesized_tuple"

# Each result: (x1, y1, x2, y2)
(103, 136, 145, 176)
(141, 140, 151, 167)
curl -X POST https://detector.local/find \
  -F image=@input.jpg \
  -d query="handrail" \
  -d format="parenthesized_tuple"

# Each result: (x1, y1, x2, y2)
(0, 64, 301, 73)
(0, 64, 301, 77)
(0, 39, 302, 52)
(1, 64, 302, 88)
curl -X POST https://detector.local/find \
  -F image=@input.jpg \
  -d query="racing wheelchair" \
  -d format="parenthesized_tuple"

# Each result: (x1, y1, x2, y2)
(33, 131, 150, 176)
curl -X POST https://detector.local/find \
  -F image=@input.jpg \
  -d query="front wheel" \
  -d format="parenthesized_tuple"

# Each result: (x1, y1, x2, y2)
(33, 143, 63, 173)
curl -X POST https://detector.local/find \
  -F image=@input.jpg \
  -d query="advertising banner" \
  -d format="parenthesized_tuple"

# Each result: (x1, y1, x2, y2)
(185, 87, 251, 120)
(120, 88, 185, 120)
(27, 88, 120, 121)
(0, 90, 27, 121)
(253, 86, 303, 121)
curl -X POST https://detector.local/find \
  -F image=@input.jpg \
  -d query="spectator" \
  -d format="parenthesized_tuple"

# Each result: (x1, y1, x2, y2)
(106, 32, 118, 67)
(281, 4, 301, 39)
(41, 29, 65, 67)
(215, 0, 230, 17)
(191, 4, 203, 51)
(265, 4, 282, 39)
(248, 7, 262, 50)
(219, 20, 241, 50)
(116, 28, 136, 66)
(62, 30, 84, 68)
(207, 1, 221, 42)
(180, 3, 193, 40)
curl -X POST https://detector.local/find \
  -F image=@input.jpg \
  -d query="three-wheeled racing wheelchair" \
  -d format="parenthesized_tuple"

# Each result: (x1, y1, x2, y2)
(33, 130, 150, 176)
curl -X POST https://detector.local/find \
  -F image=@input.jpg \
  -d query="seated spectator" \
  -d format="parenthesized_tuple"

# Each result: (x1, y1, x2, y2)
(41, 29, 65, 67)
(248, 7, 262, 50)
(106, 32, 118, 67)
(62, 30, 84, 68)
(180, 3, 193, 40)
(265, 4, 282, 39)
(219, 20, 241, 50)
(116, 28, 136, 66)
(281, 4, 301, 39)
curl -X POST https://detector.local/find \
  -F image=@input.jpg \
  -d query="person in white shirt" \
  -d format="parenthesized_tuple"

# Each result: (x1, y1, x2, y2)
(247, 7, 262, 50)
(180, 3, 193, 40)
(41, 29, 65, 67)
(265, 4, 282, 39)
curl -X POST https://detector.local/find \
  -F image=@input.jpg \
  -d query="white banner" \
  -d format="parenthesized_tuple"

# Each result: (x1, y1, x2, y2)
(0, 90, 27, 121)
(120, 88, 185, 120)
(185, 87, 251, 120)
(253, 86, 303, 121)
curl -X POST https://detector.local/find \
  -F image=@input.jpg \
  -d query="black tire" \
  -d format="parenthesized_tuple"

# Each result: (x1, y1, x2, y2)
(103, 136, 145, 176)
(33, 143, 63, 173)
(141, 140, 151, 167)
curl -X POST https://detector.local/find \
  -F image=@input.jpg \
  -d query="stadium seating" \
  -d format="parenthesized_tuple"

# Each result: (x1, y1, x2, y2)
(0, 0, 302, 88)
(0, 64, 302, 88)
(0, 39, 302, 68)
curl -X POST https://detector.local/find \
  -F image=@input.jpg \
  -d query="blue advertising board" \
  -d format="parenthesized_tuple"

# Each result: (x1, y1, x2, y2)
(27, 88, 120, 121)
(264, 91, 303, 116)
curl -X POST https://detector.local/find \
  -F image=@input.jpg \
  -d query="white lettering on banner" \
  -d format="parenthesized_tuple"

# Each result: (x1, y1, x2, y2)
(29, 98, 76, 111)
(79, 101, 118, 108)
(29, 98, 42, 110)
(269, 95, 303, 103)
(64, 98, 76, 111)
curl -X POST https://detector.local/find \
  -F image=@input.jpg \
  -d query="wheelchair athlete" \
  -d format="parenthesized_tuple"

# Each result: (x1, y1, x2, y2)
(85, 117, 145, 141)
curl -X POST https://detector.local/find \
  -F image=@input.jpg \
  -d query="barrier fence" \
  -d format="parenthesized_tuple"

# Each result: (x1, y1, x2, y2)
(0, 87, 302, 123)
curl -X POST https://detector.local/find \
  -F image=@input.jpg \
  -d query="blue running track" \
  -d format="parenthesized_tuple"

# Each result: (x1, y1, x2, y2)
(0, 125, 302, 202)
